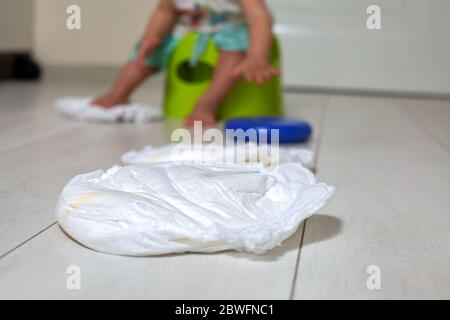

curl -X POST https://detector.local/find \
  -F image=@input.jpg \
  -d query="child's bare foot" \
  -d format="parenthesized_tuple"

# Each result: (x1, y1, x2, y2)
(91, 93, 129, 109)
(185, 109, 216, 128)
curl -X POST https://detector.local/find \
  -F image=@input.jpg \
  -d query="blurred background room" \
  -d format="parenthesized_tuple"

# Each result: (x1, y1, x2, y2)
(0, 0, 449, 300)
(1, 0, 449, 94)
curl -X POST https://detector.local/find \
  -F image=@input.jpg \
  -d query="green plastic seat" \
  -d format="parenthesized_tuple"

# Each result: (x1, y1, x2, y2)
(163, 32, 283, 120)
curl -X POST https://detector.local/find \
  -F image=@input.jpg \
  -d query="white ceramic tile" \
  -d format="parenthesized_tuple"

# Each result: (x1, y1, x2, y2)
(0, 224, 303, 299)
(294, 95, 450, 299)
(0, 82, 82, 152)
(0, 79, 325, 299)
(401, 98, 450, 151)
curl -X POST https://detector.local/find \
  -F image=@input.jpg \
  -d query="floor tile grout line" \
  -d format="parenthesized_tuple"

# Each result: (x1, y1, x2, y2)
(401, 104, 450, 154)
(0, 222, 57, 260)
(288, 98, 330, 299)
(289, 220, 307, 300)
(309, 99, 330, 173)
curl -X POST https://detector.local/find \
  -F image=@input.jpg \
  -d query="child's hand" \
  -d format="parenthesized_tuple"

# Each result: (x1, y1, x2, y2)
(232, 56, 280, 86)
(135, 37, 161, 68)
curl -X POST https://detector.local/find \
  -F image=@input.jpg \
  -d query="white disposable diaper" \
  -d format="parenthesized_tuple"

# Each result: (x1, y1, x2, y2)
(56, 162, 335, 256)
(55, 97, 162, 123)
(122, 143, 314, 168)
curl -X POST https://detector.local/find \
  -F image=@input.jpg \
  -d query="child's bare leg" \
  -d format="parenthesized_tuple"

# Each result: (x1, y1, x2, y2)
(185, 51, 245, 127)
(92, 62, 157, 108)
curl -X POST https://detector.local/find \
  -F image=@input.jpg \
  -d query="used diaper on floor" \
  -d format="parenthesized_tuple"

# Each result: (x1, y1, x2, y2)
(121, 143, 314, 168)
(55, 97, 162, 123)
(56, 162, 334, 256)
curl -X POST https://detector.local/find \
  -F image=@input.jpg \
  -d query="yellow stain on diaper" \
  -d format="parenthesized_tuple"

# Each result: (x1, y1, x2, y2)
(147, 154, 161, 163)
(246, 156, 259, 163)
(60, 191, 103, 226)
(68, 191, 103, 210)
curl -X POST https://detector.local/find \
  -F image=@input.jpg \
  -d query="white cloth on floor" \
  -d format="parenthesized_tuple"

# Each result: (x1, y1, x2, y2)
(55, 97, 162, 123)
(56, 162, 334, 256)
(121, 143, 314, 168)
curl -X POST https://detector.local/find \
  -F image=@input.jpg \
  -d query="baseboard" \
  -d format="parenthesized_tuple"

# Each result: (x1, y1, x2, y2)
(41, 65, 450, 100)
(284, 85, 450, 101)
(0, 53, 41, 80)
(43, 65, 122, 83)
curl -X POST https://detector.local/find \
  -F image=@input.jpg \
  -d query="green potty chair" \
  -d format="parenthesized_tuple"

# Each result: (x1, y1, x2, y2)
(163, 32, 283, 120)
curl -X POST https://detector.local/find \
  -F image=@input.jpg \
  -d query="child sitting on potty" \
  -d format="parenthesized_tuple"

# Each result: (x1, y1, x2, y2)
(93, 0, 280, 127)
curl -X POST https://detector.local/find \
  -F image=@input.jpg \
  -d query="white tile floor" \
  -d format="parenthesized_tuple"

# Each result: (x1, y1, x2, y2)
(0, 74, 449, 299)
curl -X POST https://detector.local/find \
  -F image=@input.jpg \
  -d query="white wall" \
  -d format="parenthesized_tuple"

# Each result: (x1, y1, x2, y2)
(267, 0, 450, 94)
(0, 0, 32, 51)
(34, 0, 157, 66)
(33, 0, 450, 94)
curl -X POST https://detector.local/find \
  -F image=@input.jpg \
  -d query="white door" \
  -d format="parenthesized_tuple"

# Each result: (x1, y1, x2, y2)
(267, 0, 450, 95)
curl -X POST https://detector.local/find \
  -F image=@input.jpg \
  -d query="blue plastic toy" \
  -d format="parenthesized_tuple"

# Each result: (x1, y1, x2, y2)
(225, 117, 313, 144)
